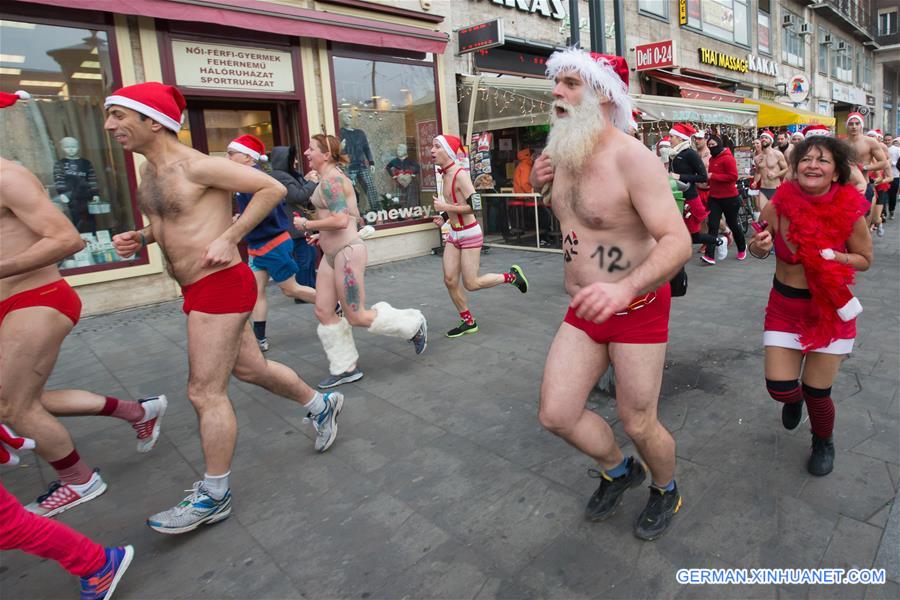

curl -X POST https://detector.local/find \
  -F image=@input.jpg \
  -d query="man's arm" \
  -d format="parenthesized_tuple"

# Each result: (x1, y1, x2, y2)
(869, 140, 890, 172)
(775, 151, 789, 179)
(0, 161, 85, 278)
(189, 157, 287, 245)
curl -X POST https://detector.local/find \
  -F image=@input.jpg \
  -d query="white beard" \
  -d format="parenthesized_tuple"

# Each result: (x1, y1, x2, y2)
(544, 89, 605, 174)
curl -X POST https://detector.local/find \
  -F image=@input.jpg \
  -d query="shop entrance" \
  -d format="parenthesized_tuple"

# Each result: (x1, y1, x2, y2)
(178, 100, 292, 157)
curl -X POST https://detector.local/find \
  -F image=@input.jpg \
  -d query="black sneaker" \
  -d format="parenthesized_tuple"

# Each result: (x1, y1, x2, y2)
(317, 367, 364, 389)
(446, 320, 479, 338)
(584, 457, 646, 521)
(508, 264, 528, 293)
(634, 483, 682, 541)
(807, 434, 835, 476)
(782, 401, 803, 430)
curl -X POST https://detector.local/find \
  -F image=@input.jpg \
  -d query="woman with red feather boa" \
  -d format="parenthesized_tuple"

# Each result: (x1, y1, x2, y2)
(749, 135, 873, 477)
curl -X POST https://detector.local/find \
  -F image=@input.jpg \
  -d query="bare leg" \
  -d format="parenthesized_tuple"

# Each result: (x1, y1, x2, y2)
(609, 342, 675, 486)
(539, 322, 622, 467)
(460, 248, 505, 292)
(314, 259, 340, 327)
(801, 352, 844, 388)
(442, 244, 467, 312)
(41, 390, 108, 416)
(186, 311, 246, 476)
(764, 346, 803, 381)
(277, 279, 316, 303)
(251, 269, 269, 324)
(232, 322, 316, 403)
(0, 308, 77, 463)
(334, 243, 377, 327)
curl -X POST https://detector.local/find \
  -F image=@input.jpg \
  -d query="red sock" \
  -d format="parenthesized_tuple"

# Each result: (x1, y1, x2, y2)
(49, 450, 93, 486)
(99, 396, 144, 423)
(802, 384, 835, 438)
(503, 272, 515, 284)
(459, 310, 474, 325)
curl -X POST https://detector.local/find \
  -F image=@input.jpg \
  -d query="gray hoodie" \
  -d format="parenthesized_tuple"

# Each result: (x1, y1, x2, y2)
(269, 145, 318, 238)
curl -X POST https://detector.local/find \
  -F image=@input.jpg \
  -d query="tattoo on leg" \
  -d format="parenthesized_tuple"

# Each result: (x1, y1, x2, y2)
(563, 231, 579, 262)
(590, 244, 632, 273)
(343, 262, 360, 312)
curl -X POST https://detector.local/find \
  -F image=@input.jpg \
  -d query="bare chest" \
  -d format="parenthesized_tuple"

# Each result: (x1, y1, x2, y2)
(553, 170, 629, 230)
(139, 171, 196, 217)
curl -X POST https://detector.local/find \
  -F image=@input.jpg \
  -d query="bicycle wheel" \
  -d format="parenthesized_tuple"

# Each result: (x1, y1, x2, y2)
(738, 200, 751, 234)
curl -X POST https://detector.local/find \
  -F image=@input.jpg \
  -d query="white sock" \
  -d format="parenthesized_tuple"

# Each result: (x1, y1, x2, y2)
(303, 391, 326, 416)
(203, 472, 230, 500)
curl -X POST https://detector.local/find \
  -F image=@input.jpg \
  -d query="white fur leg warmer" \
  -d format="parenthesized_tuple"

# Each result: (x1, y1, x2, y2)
(368, 302, 424, 340)
(317, 317, 359, 375)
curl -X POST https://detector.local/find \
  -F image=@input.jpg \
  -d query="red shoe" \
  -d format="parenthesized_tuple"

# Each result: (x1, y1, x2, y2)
(25, 470, 107, 517)
(700, 256, 716, 266)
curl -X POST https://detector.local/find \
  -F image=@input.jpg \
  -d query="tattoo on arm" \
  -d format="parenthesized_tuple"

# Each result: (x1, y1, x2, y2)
(321, 176, 349, 214)
(590, 244, 631, 273)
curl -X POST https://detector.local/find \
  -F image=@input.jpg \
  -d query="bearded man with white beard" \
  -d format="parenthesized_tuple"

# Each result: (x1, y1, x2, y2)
(530, 48, 691, 541)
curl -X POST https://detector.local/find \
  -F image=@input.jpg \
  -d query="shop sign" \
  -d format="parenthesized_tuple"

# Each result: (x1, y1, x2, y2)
(635, 40, 675, 71)
(747, 54, 779, 77)
(172, 40, 294, 93)
(831, 82, 851, 103)
(470, 0, 565, 21)
(363, 204, 434, 224)
(457, 19, 504, 55)
(787, 74, 809, 103)
(678, 0, 688, 25)
(698, 48, 748, 74)
(473, 46, 548, 78)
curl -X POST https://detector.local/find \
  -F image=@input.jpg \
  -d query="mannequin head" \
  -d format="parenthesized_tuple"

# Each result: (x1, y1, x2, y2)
(60, 137, 80, 159)
(339, 110, 353, 129)
(397, 143, 408, 159)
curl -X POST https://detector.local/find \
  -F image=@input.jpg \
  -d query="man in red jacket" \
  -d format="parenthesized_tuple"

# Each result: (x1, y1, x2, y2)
(701, 134, 746, 265)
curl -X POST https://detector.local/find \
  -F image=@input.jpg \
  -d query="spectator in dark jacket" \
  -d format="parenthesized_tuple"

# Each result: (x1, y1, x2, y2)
(669, 122, 708, 202)
(269, 145, 318, 289)
(702, 135, 747, 265)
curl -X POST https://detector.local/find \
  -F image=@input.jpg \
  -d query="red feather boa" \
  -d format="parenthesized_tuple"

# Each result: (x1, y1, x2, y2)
(771, 181, 867, 351)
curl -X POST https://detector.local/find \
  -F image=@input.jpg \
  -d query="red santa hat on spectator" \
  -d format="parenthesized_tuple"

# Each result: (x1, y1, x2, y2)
(657, 136, 671, 148)
(104, 82, 186, 132)
(846, 112, 865, 126)
(545, 48, 633, 132)
(866, 128, 883, 140)
(759, 129, 775, 143)
(0, 90, 30, 108)
(228, 134, 268, 162)
(434, 134, 466, 164)
(801, 124, 831, 137)
(669, 122, 697, 142)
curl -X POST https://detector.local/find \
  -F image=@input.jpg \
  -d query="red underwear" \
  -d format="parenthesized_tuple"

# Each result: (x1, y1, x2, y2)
(0, 279, 82, 327)
(564, 283, 671, 344)
(181, 262, 256, 315)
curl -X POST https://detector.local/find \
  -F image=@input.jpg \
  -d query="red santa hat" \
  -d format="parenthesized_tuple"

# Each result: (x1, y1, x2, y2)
(791, 131, 805, 141)
(657, 136, 671, 148)
(434, 134, 465, 163)
(228, 134, 268, 162)
(545, 48, 633, 132)
(104, 82, 186, 132)
(759, 129, 775, 143)
(868, 128, 883, 140)
(669, 122, 697, 142)
(801, 124, 831, 137)
(0, 90, 30, 108)
(846, 112, 864, 126)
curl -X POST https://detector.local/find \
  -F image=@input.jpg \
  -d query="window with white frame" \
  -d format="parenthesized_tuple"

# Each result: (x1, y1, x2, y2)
(758, 11, 771, 55)
(817, 26, 829, 74)
(864, 53, 873, 92)
(878, 9, 897, 36)
(638, 0, 668, 20)
(781, 8, 804, 68)
(683, 0, 751, 47)
(831, 36, 852, 82)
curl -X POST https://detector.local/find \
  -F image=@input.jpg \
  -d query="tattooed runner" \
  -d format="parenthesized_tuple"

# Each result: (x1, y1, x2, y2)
(105, 83, 344, 535)
(430, 134, 528, 338)
(530, 49, 691, 541)
(294, 134, 427, 390)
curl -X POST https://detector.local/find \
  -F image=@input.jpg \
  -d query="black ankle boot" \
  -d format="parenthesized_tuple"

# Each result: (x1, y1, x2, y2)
(782, 402, 803, 430)
(807, 434, 834, 476)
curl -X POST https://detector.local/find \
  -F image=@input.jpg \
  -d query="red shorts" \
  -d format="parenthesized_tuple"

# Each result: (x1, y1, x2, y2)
(0, 280, 82, 327)
(564, 283, 671, 344)
(181, 262, 256, 315)
(763, 283, 856, 354)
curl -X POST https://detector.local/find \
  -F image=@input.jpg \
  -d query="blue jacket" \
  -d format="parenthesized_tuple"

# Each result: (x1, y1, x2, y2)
(235, 166, 292, 249)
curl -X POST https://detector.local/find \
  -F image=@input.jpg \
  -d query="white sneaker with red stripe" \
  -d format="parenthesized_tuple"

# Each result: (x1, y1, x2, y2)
(133, 395, 167, 453)
(25, 470, 107, 517)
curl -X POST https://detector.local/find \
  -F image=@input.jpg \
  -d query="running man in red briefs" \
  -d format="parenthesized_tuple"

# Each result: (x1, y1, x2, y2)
(105, 82, 345, 534)
(431, 134, 528, 337)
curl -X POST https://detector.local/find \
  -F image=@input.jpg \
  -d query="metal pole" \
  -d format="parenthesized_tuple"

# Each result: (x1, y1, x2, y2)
(568, 0, 580, 48)
(465, 76, 481, 149)
(613, 0, 625, 57)
(588, 0, 605, 53)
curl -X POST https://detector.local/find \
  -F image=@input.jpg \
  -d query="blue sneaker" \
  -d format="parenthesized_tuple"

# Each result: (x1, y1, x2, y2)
(80, 545, 134, 600)
(146, 482, 231, 535)
(305, 392, 344, 453)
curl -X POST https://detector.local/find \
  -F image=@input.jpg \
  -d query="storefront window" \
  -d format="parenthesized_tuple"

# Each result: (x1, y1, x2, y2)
(638, 0, 667, 20)
(684, 0, 751, 47)
(0, 18, 139, 273)
(781, 9, 805, 68)
(331, 51, 439, 227)
(757, 11, 771, 55)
